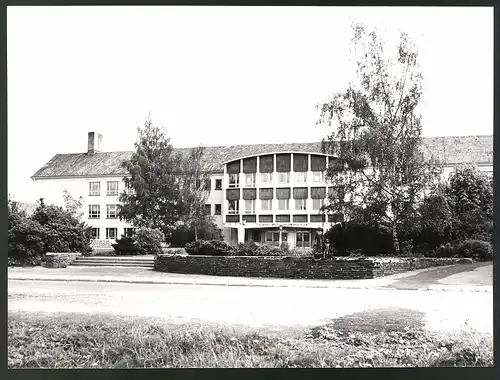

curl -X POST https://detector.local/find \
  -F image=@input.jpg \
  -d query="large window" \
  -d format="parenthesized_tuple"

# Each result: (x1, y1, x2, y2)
(107, 181, 119, 196)
(265, 231, 288, 246)
(312, 198, 324, 211)
(90, 228, 100, 239)
(88, 205, 100, 219)
(244, 173, 256, 187)
(278, 199, 289, 211)
(294, 172, 307, 184)
(295, 199, 307, 211)
(106, 228, 118, 240)
(124, 228, 136, 238)
(106, 204, 119, 218)
(245, 200, 256, 214)
(215, 179, 222, 190)
(312, 171, 325, 183)
(261, 199, 272, 211)
(278, 172, 290, 184)
(89, 182, 100, 196)
(261, 173, 273, 184)
(125, 181, 135, 194)
(228, 200, 239, 214)
(296, 231, 311, 248)
(215, 204, 222, 215)
(229, 173, 239, 188)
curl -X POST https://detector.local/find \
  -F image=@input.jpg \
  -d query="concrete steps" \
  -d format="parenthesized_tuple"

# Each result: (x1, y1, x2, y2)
(71, 256, 155, 268)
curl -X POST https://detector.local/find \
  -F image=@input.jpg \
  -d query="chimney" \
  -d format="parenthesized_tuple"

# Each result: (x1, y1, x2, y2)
(88, 132, 103, 155)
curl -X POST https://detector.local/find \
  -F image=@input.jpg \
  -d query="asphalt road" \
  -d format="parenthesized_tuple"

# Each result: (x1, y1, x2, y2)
(8, 279, 493, 334)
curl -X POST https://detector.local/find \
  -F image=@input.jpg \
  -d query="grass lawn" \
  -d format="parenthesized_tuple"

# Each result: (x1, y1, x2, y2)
(8, 310, 493, 368)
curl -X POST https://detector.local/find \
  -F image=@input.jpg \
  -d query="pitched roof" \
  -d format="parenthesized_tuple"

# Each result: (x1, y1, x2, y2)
(31, 135, 493, 179)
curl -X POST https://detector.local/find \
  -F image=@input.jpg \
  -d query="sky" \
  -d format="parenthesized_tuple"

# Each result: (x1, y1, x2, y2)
(7, 6, 493, 203)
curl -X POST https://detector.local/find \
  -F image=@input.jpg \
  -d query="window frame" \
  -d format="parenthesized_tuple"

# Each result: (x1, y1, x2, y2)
(244, 173, 256, 187)
(123, 228, 136, 238)
(215, 179, 222, 190)
(228, 200, 239, 214)
(88, 205, 100, 219)
(312, 198, 325, 211)
(278, 199, 289, 211)
(294, 171, 307, 184)
(215, 204, 222, 215)
(90, 227, 100, 239)
(312, 171, 325, 183)
(277, 172, 290, 184)
(89, 182, 101, 196)
(261, 172, 273, 184)
(244, 199, 256, 214)
(260, 199, 272, 211)
(106, 204, 119, 219)
(106, 227, 118, 240)
(107, 181, 119, 196)
(295, 198, 307, 211)
(296, 231, 311, 248)
(228, 173, 240, 188)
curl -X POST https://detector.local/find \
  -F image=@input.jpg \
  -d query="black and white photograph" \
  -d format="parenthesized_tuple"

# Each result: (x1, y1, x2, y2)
(7, 5, 493, 368)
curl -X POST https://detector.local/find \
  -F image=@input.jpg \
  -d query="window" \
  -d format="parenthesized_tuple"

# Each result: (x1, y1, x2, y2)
(228, 200, 239, 214)
(124, 228, 136, 238)
(107, 181, 119, 196)
(261, 172, 273, 184)
(295, 172, 307, 183)
(106, 204, 119, 218)
(215, 179, 222, 190)
(296, 231, 311, 248)
(245, 173, 256, 187)
(205, 204, 211, 215)
(106, 228, 118, 240)
(312, 171, 325, 183)
(278, 172, 290, 184)
(295, 199, 307, 211)
(204, 178, 211, 190)
(215, 204, 222, 215)
(125, 181, 135, 194)
(90, 228, 100, 239)
(89, 182, 100, 196)
(265, 231, 288, 246)
(278, 199, 289, 211)
(88, 205, 100, 219)
(261, 199, 272, 211)
(312, 199, 325, 211)
(229, 173, 239, 188)
(245, 200, 256, 214)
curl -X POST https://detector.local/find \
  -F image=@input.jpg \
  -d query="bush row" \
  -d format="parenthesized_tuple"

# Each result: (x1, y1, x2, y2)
(183, 240, 297, 257)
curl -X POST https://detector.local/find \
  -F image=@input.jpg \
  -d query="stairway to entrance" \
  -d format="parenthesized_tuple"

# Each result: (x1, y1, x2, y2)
(71, 255, 155, 268)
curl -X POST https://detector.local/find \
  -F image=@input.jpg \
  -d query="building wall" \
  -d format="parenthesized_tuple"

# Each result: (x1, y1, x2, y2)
(32, 176, 133, 245)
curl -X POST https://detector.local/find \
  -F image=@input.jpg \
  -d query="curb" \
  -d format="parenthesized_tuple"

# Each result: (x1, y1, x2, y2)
(8, 276, 493, 292)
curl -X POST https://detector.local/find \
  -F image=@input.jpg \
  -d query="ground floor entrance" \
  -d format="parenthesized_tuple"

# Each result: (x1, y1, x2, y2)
(230, 228, 320, 250)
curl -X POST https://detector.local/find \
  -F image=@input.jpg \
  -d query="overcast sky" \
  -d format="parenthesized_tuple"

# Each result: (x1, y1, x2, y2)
(8, 6, 493, 203)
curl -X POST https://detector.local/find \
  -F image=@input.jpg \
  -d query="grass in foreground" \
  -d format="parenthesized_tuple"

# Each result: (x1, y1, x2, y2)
(8, 311, 493, 368)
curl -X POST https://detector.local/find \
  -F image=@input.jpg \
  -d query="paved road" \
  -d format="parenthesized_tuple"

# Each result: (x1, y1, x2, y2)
(8, 279, 493, 334)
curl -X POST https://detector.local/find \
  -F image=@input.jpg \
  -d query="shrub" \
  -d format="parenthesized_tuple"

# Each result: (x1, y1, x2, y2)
(112, 235, 143, 255)
(434, 243, 457, 258)
(135, 228, 164, 255)
(257, 245, 287, 256)
(185, 240, 234, 256)
(234, 241, 261, 256)
(455, 240, 493, 261)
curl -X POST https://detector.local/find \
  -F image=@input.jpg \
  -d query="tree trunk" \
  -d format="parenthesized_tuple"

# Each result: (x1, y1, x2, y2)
(392, 222, 400, 256)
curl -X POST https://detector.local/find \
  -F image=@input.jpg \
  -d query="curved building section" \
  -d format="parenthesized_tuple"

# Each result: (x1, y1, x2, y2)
(221, 152, 339, 248)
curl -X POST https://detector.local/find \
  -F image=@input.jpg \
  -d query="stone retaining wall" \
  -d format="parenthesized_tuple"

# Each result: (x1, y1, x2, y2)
(154, 255, 472, 280)
(43, 252, 82, 268)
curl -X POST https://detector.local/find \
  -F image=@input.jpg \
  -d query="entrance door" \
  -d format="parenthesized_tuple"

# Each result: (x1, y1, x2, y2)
(296, 231, 311, 248)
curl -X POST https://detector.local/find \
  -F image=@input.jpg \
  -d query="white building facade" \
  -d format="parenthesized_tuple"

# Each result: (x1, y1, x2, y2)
(31, 132, 493, 249)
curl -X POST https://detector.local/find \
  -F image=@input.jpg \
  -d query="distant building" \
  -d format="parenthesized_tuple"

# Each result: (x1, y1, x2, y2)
(31, 132, 493, 249)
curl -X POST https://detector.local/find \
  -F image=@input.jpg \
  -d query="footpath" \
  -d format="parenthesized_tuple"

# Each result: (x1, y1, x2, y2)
(7, 263, 493, 293)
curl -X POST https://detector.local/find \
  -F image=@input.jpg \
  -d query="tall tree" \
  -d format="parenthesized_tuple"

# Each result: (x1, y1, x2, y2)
(318, 22, 441, 254)
(119, 116, 214, 242)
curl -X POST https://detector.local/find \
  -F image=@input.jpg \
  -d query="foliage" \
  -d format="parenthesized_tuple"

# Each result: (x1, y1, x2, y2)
(31, 199, 93, 254)
(317, 22, 441, 255)
(8, 197, 92, 265)
(62, 190, 85, 221)
(455, 240, 493, 262)
(112, 235, 143, 255)
(185, 240, 234, 256)
(325, 222, 393, 256)
(135, 228, 164, 256)
(8, 312, 493, 368)
(170, 221, 223, 248)
(119, 115, 213, 243)
(444, 165, 493, 242)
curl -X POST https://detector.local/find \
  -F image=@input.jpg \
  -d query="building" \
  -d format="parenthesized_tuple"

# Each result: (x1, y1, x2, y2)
(31, 132, 493, 249)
